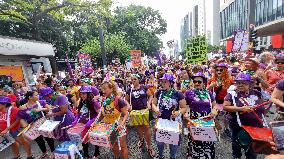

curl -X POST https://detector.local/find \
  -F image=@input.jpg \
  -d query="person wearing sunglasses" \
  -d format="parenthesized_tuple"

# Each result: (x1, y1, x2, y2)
(152, 73, 187, 159)
(265, 52, 284, 93)
(223, 73, 266, 159)
(185, 72, 218, 159)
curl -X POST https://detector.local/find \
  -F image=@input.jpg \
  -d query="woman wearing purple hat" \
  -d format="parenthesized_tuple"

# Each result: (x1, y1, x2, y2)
(40, 87, 75, 141)
(223, 73, 266, 159)
(152, 73, 187, 159)
(185, 72, 218, 159)
(125, 74, 155, 157)
(72, 86, 100, 159)
(17, 91, 54, 159)
(0, 96, 34, 159)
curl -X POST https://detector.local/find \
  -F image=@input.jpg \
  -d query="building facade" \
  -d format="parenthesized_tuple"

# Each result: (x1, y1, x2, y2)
(180, 0, 220, 52)
(220, 0, 284, 50)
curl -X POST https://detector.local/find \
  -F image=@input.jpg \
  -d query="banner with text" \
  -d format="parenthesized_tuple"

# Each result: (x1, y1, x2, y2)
(77, 52, 93, 75)
(186, 36, 208, 64)
(130, 50, 142, 68)
(0, 66, 24, 81)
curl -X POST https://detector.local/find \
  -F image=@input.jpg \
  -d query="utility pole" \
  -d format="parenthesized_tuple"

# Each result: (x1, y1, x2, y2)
(98, 14, 107, 70)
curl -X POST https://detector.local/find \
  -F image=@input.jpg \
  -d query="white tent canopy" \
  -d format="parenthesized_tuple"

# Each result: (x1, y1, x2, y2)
(0, 36, 55, 56)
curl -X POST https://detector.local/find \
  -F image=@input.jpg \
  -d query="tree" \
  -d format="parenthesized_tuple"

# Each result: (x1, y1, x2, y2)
(80, 32, 131, 65)
(0, 0, 112, 57)
(109, 5, 167, 56)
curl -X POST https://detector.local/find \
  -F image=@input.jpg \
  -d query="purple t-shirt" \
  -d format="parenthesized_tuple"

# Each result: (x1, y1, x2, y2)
(276, 80, 284, 112)
(17, 100, 46, 124)
(224, 90, 264, 127)
(52, 95, 75, 126)
(78, 100, 101, 124)
(127, 86, 148, 110)
(155, 89, 184, 120)
(185, 89, 215, 119)
(91, 86, 100, 96)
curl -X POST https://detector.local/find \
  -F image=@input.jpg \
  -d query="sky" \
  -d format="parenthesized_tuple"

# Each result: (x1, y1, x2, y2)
(114, 0, 193, 49)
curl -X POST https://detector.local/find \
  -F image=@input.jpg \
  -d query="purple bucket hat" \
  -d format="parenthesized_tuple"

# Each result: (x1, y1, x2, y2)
(235, 73, 251, 81)
(79, 86, 92, 93)
(0, 96, 11, 104)
(215, 63, 228, 68)
(159, 73, 175, 82)
(39, 87, 54, 97)
(230, 67, 239, 75)
(192, 72, 207, 82)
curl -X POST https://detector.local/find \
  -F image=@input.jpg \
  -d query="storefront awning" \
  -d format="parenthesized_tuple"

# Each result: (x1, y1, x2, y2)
(255, 18, 284, 37)
(0, 36, 55, 56)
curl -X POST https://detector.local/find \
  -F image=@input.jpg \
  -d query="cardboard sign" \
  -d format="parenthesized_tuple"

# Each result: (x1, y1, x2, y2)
(189, 119, 217, 142)
(0, 66, 24, 81)
(89, 123, 117, 147)
(23, 118, 46, 141)
(38, 120, 62, 139)
(155, 119, 181, 145)
(0, 134, 15, 152)
(54, 153, 69, 159)
(186, 36, 208, 64)
(232, 30, 249, 52)
(67, 123, 88, 143)
(130, 50, 142, 68)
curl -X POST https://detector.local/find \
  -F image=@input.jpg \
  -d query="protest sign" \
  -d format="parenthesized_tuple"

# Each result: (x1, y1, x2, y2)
(232, 30, 249, 52)
(0, 66, 24, 81)
(186, 36, 208, 64)
(130, 50, 142, 68)
(77, 52, 93, 75)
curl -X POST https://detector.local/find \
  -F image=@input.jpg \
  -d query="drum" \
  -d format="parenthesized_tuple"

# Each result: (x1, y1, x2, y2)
(189, 119, 217, 142)
(23, 117, 46, 141)
(155, 118, 181, 145)
(54, 141, 82, 159)
(128, 109, 149, 126)
(67, 123, 88, 143)
(38, 120, 63, 139)
(89, 123, 118, 147)
(0, 133, 15, 152)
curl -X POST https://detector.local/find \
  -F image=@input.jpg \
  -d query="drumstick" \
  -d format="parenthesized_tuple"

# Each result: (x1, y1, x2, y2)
(239, 98, 263, 125)
(82, 132, 89, 142)
(17, 124, 31, 137)
(142, 108, 149, 115)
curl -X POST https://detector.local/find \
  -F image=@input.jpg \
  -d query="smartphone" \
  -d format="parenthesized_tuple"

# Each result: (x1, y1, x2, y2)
(270, 121, 284, 151)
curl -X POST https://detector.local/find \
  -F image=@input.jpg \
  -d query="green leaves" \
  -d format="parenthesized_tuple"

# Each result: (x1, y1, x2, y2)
(80, 32, 131, 63)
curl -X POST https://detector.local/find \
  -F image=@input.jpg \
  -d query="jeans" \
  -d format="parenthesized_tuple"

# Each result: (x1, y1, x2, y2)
(156, 141, 178, 159)
(230, 122, 257, 159)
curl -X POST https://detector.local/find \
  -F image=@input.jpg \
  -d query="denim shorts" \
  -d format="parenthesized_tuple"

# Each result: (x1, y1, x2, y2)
(9, 128, 23, 138)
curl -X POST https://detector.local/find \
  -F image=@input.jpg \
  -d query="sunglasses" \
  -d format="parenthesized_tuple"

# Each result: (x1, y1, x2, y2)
(236, 81, 249, 85)
(216, 69, 224, 72)
(193, 80, 203, 84)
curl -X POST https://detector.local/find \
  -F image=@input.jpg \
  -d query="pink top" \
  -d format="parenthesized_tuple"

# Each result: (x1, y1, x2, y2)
(266, 69, 284, 93)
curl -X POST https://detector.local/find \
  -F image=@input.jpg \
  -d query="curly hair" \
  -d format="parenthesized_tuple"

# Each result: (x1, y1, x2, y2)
(101, 80, 119, 96)
(211, 68, 233, 89)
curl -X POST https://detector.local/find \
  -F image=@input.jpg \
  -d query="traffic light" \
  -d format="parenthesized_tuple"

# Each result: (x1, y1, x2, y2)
(249, 28, 259, 52)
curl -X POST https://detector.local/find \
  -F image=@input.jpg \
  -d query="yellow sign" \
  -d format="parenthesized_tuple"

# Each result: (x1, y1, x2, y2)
(130, 50, 142, 68)
(186, 36, 208, 64)
(0, 66, 24, 81)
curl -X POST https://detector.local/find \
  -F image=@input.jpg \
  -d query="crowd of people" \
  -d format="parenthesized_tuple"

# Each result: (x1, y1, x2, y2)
(0, 51, 284, 159)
